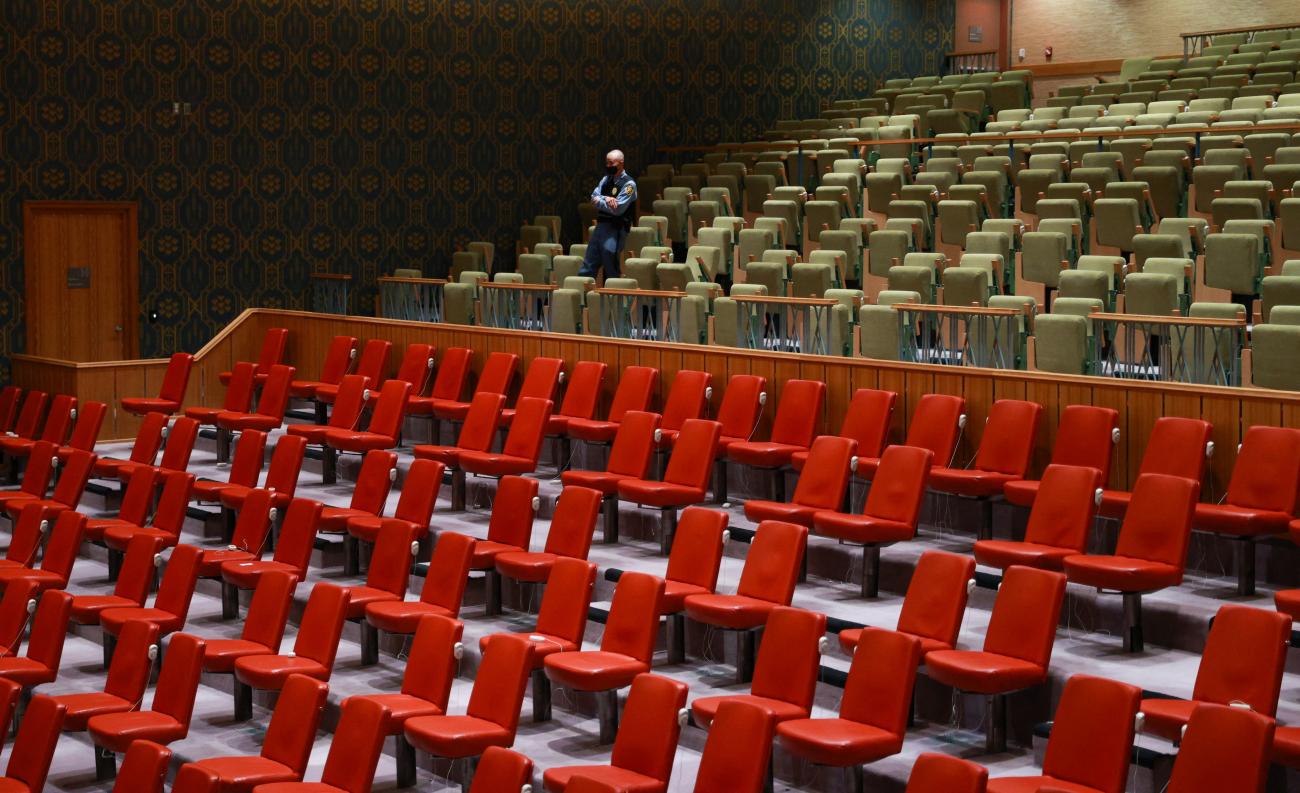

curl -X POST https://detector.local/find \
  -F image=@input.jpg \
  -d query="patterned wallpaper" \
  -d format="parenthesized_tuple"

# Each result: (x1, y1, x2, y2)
(0, 0, 954, 377)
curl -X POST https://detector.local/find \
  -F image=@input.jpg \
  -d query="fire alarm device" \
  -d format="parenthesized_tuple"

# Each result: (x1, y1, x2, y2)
(1044, 46, 1054, 59)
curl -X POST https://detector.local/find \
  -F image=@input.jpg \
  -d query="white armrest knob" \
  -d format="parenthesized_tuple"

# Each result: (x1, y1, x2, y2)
(148, 644, 159, 661)
(958, 413, 968, 429)
(389, 468, 397, 482)
(410, 541, 419, 556)
(721, 530, 730, 544)
(453, 642, 465, 660)
(1206, 441, 1215, 458)
(531, 497, 541, 511)
(1094, 488, 1103, 506)
(817, 636, 829, 654)
(1111, 428, 1120, 443)
(677, 708, 689, 728)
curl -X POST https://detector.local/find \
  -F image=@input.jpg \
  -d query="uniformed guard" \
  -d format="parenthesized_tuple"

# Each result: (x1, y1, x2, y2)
(580, 149, 638, 280)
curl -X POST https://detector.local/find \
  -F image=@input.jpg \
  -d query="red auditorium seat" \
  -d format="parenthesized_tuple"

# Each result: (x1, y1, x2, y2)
(659, 507, 729, 663)
(928, 399, 1041, 540)
(726, 378, 825, 501)
(288, 334, 357, 399)
(285, 374, 370, 481)
(495, 484, 601, 584)
(70, 534, 166, 625)
(708, 374, 767, 503)
(191, 428, 266, 507)
(690, 606, 826, 729)
(100, 544, 203, 662)
(683, 520, 806, 682)
(0, 679, 16, 744)
(0, 695, 65, 793)
(121, 352, 193, 416)
(316, 448, 397, 538)
(855, 393, 965, 481)
(3, 390, 49, 454)
(813, 444, 933, 598)
(86, 467, 158, 545)
(1139, 603, 1289, 742)
(790, 387, 896, 472)
(469, 747, 534, 793)
(0, 580, 40, 657)
(200, 570, 297, 676)
(1063, 472, 1199, 652)
(456, 396, 554, 492)
(561, 410, 660, 543)
(499, 356, 564, 425)
(349, 613, 463, 786)
(1194, 425, 1300, 594)
(776, 628, 920, 790)
(102, 470, 195, 559)
(344, 457, 443, 573)
(1170, 703, 1274, 793)
(691, 700, 776, 793)
(87, 631, 205, 779)
(925, 565, 1066, 752)
(213, 364, 296, 461)
(0, 441, 55, 517)
(403, 635, 535, 786)
(744, 434, 854, 528)
(0, 393, 74, 463)
(647, 369, 711, 450)
(1, 447, 94, 524)
(0, 386, 21, 434)
(1097, 416, 1211, 519)
(906, 753, 988, 793)
(985, 674, 1140, 793)
(57, 399, 106, 459)
(477, 557, 597, 723)
(107, 416, 198, 483)
(544, 571, 663, 743)
(617, 418, 722, 554)
(0, 509, 86, 595)
(113, 739, 171, 793)
(219, 498, 322, 603)
(240, 694, 387, 793)
(52, 619, 159, 731)
(173, 673, 327, 791)
(837, 549, 976, 658)
(565, 364, 658, 444)
(414, 391, 505, 511)
(220, 327, 289, 387)
(0, 590, 72, 694)
(232, 582, 349, 721)
(218, 434, 307, 516)
(431, 350, 519, 424)
(392, 342, 437, 403)
(543, 673, 689, 793)
(1004, 404, 1118, 508)
(0, 502, 55, 574)
(457, 474, 538, 615)
(545, 359, 607, 467)
(974, 464, 1102, 572)
(407, 345, 473, 423)
(192, 486, 277, 582)
(363, 530, 475, 641)
(189, 361, 256, 427)
(314, 338, 389, 404)
(91, 411, 167, 480)
(320, 378, 412, 482)
(342, 521, 420, 664)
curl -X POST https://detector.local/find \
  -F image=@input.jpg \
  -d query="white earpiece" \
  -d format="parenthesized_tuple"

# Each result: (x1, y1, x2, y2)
(268, 508, 277, 522)
(1135, 712, 1145, 732)
(453, 642, 465, 660)
(350, 349, 358, 360)
(1111, 428, 1121, 443)
(849, 456, 859, 472)
(410, 542, 420, 556)
(1180, 723, 1188, 740)
(389, 467, 397, 482)
(967, 578, 976, 595)
(721, 530, 730, 544)
(1206, 441, 1215, 458)
(363, 390, 371, 401)
(147, 644, 159, 661)
(817, 636, 829, 654)
(1094, 488, 1103, 506)
(558, 371, 566, 384)
(153, 554, 164, 568)
(653, 429, 662, 443)
(704, 387, 713, 400)
(521, 785, 533, 793)
(427, 358, 435, 369)
(677, 708, 689, 727)
(958, 413, 968, 429)
(531, 497, 541, 511)
(1229, 700, 1252, 710)
(228, 545, 238, 551)
(50, 458, 60, 470)
(26, 599, 36, 615)
(758, 392, 767, 406)
(69, 408, 77, 420)
(1237, 442, 1242, 453)
(37, 520, 48, 534)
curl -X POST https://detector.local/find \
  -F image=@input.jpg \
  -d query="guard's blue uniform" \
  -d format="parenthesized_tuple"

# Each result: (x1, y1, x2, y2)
(580, 172, 638, 279)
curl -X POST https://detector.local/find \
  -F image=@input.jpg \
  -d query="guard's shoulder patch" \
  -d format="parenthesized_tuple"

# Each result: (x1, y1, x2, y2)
(623, 183, 635, 195)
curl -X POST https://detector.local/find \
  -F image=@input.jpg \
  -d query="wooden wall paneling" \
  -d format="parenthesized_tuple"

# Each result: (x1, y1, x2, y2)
(1283, 402, 1300, 430)
(992, 376, 1027, 403)
(1123, 388, 1165, 490)
(1240, 395, 1282, 431)
(874, 367, 908, 445)
(1196, 394, 1241, 497)
(1022, 379, 1059, 479)
(748, 355, 780, 439)
(822, 361, 852, 436)
(1087, 384, 1129, 486)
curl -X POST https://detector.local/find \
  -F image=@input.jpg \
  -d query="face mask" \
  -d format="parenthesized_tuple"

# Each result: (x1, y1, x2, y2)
(605, 165, 618, 176)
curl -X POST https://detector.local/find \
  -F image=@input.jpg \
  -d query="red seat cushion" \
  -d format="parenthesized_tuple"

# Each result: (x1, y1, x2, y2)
(234, 655, 328, 690)
(726, 441, 804, 468)
(430, 400, 472, 421)
(543, 651, 647, 692)
(564, 419, 619, 443)
(0, 438, 33, 456)
(1062, 554, 1182, 592)
(924, 650, 1047, 695)
(191, 479, 233, 502)
(318, 507, 368, 534)
(351, 693, 443, 734)
(928, 469, 1017, 498)
(837, 628, 951, 658)
(3, 499, 70, 523)
(469, 540, 522, 570)
(188, 756, 297, 789)
(342, 586, 398, 619)
(220, 560, 300, 591)
(203, 638, 273, 674)
(1135, 697, 1195, 742)
(285, 424, 335, 444)
(660, 580, 711, 614)
(103, 525, 177, 552)
(0, 657, 54, 686)
(69, 595, 137, 625)
(85, 518, 133, 543)
(690, 693, 809, 728)
(1193, 503, 1291, 537)
(744, 500, 818, 527)
(412, 445, 464, 467)
(99, 607, 182, 637)
(347, 516, 424, 544)
(121, 398, 180, 416)
(478, 633, 574, 670)
(1273, 725, 1300, 768)
(406, 395, 438, 415)
(1002, 479, 1041, 508)
(251, 783, 349, 793)
(403, 715, 511, 758)
(1097, 489, 1133, 519)
(289, 380, 326, 398)
(57, 692, 133, 731)
(87, 711, 185, 752)
(457, 452, 534, 477)
(542, 765, 663, 793)
(683, 594, 779, 631)
(972, 540, 1075, 572)
(986, 776, 1107, 793)
(1276, 589, 1300, 621)
(813, 512, 914, 544)
(197, 549, 255, 578)
(494, 551, 559, 583)
(215, 412, 280, 432)
(559, 470, 627, 495)
(854, 456, 883, 480)
(776, 717, 903, 766)
(0, 567, 65, 593)
(313, 384, 342, 404)
(616, 479, 705, 508)
(323, 430, 395, 453)
(365, 601, 455, 635)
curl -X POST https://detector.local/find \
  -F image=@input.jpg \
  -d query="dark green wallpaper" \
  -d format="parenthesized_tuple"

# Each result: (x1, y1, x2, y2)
(0, 0, 954, 377)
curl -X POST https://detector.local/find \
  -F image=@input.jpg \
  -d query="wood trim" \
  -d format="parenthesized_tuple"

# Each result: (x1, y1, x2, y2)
(1182, 21, 1300, 38)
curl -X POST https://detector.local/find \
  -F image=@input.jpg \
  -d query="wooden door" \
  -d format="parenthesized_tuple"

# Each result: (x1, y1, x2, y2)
(23, 201, 138, 362)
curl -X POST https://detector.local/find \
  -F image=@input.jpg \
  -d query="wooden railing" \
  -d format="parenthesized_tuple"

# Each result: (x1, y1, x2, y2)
(1182, 21, 1300, 58)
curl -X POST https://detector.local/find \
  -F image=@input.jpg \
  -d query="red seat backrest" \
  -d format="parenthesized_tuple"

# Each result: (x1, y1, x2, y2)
(750, 607, 827, 713)
(353, 339, 393, 386)
(903, 394, 966, 466)
(26, 590, 73, 676)
(6, 502, 50, 566)
(983, 566, 1066, 667)
(317, 336, 359, 386)
(39, 509, 86, 585)
(104, 619, 161, 706)
(11, 390, 48, 440)
(905, 752, 988, 793)
(557, 360, 606, 420)
(516, 357, 564, 404)
(37, 394, 76, 445)
(599, 571, 664, 663)
(365, 380, 412, 440)
(665, 507, 728, 594)
(393, 343, 436, 394)
(0, 580, 40, 656)
(401, 614, 464, 711)
(159, 353, 194, 404)
(65, 400, 107, 452)
(429, 347, 473, 401)
(4, 694, 66, 791)
(468, 747, 534, 793)
(292, 583, 350, 670)
(254, 365, 296, 423)
(154, 543, 203, 623)
(113, 739, 171, 793)
(129, 412, 170, 465)
(241, 570, 297, 653)
(535, 558, 597, 644)
(270, 499, 323, 575)
(1115, 473, 1199, 568)
(51, 447, 96, 509)
(474, 352, 520, 397)
(606, 366, 659, 423)
(735, 521, 806, 606)
(1225, 425, 1300, 513)
(862, 445, 933, 527)
(839, 628, 921, 737)
(326, 375, 371, 431)
(115, 534, 166, 605)
(1136, 416, 1213, 485)
(263, 435, 307, 497)
(972, 400, 1041, 476)
(838, 388, 897, 458)
(790, 435, 854, 509)
(485, 475, 539, 549)
(896, 550, 976, 651)
(605, 411, 660, 479)
(1022, 464, 1101, 551)
(544, 486, 602, 559)
(116, 467, 161, 526)
(150, 471, 196, 538)
(769, 379, 825, 446)
(610, 673, 689, 783)
(349, 450, 398, 514)
(716, 375, 767, 439)
(0, 387, 21, 433)
(457, 392, 507, 453)
(394, 459, 443, 526)
(660, 370, 711, 432)
(1041, 674, 1141, 793)
(364, 521, 419, 598)
(418, 532, 475, 615)
(226, 429, 268, 489)
(261, 673, 328, 777)
(466, 635, 535, 734)
(1051, 405, 1119, 485)
(18, 441, 56, 498)
(499, 397, 553, 462)
(223, 362, 258, 413)
(664, 419, 722, 490)
(692, 700, 775, 793)
(254, 329, 289, 374)
(228, 488, 275, 558)
(1167, 703, 1274, 793)
(320, 696, 387, 792)
(1192, 603, 1290, 716)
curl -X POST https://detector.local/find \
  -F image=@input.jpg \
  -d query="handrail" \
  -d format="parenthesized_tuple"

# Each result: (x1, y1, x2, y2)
(1181, 21, 1300, 58)
(308, 273, 352, 281)
(478, 282, 559, 292)
(376, 276, 448, 286)
(1089, 311, 1248, 328)
(892, 303, 1023, 317)
(593, 287, 687, 299)
(731, 294, 840, 307)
